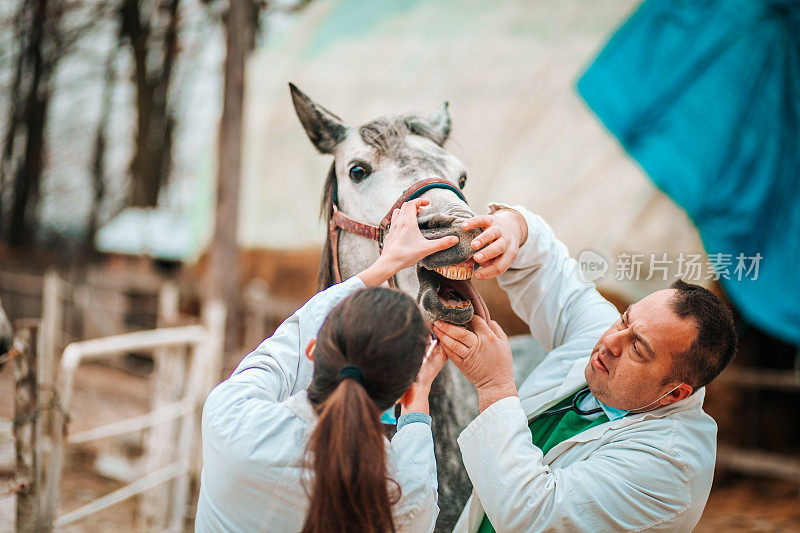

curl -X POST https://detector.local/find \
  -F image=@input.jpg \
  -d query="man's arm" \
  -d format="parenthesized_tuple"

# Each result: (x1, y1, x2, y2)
(467, 205, 619, 352)
(458, 396, 696, 531)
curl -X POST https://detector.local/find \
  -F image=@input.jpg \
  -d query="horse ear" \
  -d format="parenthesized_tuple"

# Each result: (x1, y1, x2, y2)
(428, 101, 451, 144)
(289, 83, 348, 154)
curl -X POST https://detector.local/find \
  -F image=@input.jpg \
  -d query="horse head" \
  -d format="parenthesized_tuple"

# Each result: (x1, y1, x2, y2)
(290, 83, 487, 325)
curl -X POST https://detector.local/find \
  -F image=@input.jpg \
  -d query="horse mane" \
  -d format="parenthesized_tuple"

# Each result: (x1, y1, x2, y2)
(316, 117, 444, 291)
(358, 115, 446, 157)
(317, 162, 338, 290)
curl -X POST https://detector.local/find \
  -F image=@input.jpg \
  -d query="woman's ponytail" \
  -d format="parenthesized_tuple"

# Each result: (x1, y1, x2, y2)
(303, 288, 429, 533)
(301, 378, 398, 533)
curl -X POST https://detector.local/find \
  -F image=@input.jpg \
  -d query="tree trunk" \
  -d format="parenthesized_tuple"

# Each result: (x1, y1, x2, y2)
(85, 45, 118, 256)
(7, 0, 52, 247)
(0, 5, 28, 238)
(204, 0, 251, 353)
(120, 0, 180, 208)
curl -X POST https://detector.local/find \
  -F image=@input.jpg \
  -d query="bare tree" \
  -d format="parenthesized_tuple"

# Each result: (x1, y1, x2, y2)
(0, 0, 111, 247)
(3, 0, 60, 246)
(203, 0, 255, 350)
(119, 0, 181, 208)
(203, 0, 316, 353)
(85, 43, 120, 256)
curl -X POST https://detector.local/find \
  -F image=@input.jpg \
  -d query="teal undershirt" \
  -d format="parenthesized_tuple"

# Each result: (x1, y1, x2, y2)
(476, 390, 610, 533)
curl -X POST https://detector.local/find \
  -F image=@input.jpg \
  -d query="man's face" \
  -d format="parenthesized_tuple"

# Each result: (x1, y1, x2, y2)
(585, 289, 697, 410)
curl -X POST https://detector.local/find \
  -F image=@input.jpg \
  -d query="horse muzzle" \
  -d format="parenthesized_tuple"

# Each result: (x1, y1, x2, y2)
(417, 225, 481, 270)
(415, 225, 489, 325)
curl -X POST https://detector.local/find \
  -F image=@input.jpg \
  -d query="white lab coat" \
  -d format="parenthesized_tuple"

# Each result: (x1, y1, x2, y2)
(195, 276, 439, 533)
(453, 207, 717, 532)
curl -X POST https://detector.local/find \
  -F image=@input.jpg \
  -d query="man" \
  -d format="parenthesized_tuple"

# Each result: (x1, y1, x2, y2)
(433, 205, 737, 532)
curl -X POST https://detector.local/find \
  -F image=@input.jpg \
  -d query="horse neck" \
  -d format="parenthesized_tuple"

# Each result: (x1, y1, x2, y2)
(335, 231, 381, 281)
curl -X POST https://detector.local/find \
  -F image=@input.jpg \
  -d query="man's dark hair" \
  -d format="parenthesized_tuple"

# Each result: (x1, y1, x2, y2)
(668, 279, 737, 389)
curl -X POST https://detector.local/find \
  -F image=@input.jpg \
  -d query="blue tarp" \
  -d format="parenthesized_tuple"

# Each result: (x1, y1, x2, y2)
(578, 0, 800, 346)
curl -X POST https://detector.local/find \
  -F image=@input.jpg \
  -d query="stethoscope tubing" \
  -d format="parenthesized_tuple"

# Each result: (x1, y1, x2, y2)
(529, 386, 603, 423)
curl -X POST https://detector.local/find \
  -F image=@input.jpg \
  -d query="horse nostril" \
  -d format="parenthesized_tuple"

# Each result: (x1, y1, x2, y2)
(417, 212, 457, 230)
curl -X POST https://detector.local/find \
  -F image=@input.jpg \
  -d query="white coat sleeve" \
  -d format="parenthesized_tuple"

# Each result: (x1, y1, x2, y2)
(494, 205, 620, 352)
(224, 276, 366, 403)
(389, 421, 440, 533)
(458, 397, 694, 532)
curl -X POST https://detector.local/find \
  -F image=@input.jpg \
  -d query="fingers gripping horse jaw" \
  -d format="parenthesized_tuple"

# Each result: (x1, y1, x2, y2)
(413, 196, 487, 326)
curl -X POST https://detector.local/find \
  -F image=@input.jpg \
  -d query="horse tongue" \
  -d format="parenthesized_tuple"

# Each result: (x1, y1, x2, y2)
(447, 278, 489, 323)
(462, 279, 490, 323)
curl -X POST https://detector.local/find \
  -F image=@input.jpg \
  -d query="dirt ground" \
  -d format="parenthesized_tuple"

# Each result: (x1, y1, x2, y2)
(698, 477, 800, 532)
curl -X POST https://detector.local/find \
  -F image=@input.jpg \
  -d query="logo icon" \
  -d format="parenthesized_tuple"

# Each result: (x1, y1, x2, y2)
(578, 249, 608, 283)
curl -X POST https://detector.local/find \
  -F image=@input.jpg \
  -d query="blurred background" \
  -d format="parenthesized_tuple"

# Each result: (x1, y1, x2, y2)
(0, 0, 798, 531)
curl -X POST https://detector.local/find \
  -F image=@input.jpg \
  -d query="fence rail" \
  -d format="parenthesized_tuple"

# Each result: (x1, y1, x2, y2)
(42, 306, 225, 531)
(5, 290, 225, 531)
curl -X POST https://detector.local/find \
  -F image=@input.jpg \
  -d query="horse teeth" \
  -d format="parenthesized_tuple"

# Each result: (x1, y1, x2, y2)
(433, 263, 474, 280)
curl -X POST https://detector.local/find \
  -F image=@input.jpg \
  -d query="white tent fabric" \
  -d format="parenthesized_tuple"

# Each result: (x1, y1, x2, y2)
(96, 208, 193, 261)
(236, 0, 707, 299)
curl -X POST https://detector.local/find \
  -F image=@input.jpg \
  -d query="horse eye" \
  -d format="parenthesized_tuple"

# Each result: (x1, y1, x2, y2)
(458, 173, 467, 189)
(349, 165, 370, 182)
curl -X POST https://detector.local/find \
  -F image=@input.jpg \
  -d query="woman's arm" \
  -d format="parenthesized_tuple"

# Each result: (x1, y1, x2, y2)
(388, 338, 447, 532)
(227, 276, 366, 403)
(358, 198, 459, 287)
(389, 419, 439, 533)
(212, 198, 459, 404)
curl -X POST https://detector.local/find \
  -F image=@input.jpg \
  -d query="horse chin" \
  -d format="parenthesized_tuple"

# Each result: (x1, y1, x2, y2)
(416, 266, 489, 326)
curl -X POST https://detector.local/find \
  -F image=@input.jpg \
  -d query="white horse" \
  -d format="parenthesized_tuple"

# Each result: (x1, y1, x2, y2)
(290, 83, 486, 530)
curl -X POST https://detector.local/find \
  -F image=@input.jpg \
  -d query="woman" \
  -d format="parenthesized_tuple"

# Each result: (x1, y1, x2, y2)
(195, 198, 458, 533)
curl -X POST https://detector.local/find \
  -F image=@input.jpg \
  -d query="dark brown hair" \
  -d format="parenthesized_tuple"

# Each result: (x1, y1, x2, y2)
(302, 287, 429, 533)
(668, 279, 737, 389)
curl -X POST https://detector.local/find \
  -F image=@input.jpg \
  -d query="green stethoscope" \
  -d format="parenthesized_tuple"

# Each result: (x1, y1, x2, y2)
(529, 386, 602, 423)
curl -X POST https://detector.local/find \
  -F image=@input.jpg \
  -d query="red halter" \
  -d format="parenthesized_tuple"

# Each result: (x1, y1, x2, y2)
(328, 177, 467, 287)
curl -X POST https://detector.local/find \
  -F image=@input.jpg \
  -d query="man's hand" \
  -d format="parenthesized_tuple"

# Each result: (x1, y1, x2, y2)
(359, 198, 458, 287)
(462, 208, 528, 280)
(433, 316, 517, 412)
(400, 339, 447, 415)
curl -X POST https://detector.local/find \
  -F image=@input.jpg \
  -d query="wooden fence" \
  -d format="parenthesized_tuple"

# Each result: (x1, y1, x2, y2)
(1, 267, 306, 531)
(10, 301, 224, 531)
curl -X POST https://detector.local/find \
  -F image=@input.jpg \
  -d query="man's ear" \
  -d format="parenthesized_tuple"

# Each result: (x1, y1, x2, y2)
(305, 339, 316, 361)
(662, 382, 693, 406)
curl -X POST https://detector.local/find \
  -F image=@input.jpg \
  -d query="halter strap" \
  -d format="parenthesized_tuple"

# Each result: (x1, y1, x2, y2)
(378, 178, 467, 232)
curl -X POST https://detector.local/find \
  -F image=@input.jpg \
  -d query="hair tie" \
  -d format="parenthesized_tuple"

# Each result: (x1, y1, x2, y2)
(338, 365, 364, 385)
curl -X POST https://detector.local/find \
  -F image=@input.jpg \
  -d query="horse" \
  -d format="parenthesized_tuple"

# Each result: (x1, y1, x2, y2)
(290, 83, 486, 530)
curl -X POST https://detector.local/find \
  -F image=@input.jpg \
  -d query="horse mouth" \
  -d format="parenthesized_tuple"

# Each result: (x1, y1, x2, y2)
(417, 260, 489, 325)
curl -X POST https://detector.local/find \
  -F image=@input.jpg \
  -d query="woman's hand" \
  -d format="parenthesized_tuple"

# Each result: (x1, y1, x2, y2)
(400, 338, 447, 415)
(359, 199, 458, 287)
(462, 208, 528, 280)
